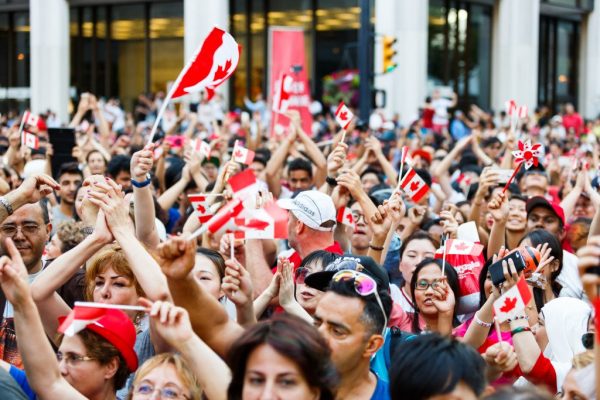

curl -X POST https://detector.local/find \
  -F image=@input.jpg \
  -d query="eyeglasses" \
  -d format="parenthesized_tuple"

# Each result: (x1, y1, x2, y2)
(0, 223, 40, 237)
(295, 267, 311, 285)
(351, 211, 365, 223)
(134, 384, 189, 399)
(332, 269, 388, 335)
(415, 279, 443, 291)
(56, 351, 95, 367)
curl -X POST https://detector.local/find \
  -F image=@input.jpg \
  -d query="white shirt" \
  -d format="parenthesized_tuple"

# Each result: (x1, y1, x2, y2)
(432, 98, 453, 126)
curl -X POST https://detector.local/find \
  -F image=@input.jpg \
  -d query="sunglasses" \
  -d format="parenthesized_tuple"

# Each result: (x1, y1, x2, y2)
(332, 269, 388, 335)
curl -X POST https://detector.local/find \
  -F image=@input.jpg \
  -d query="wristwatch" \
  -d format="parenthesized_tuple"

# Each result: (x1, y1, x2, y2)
(0, 196, 13, 215)
(131, 173, 152, 189)
(326, 176, 338, 187)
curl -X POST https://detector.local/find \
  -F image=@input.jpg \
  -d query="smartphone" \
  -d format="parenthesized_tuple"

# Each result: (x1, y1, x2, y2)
(493, 168, 514, 185)
(489, 251, 526, 286)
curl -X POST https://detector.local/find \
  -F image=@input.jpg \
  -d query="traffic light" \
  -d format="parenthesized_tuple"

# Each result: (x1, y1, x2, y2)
(382, 35, 397, 74)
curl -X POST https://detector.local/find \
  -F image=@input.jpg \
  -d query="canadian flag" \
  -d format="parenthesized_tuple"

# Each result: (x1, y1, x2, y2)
(22, 131, 39, 150)
(192, 139, 211, 159)
(272, 73, 293, 113)
(169, 26, 241, 101)
(58, 305, 107, 337)
(446, 239, 484, 257)
(204, 198, 245, 234)
(505, 100, 517, 116)
(337, 207, 355, 229)
(188, 194, 214, 223)
(400, 168, 429, 202)
(232, 140, 255, 165)
(23, 111, 39, 128)
(400, 146, 414, 168)
(493, 275, 532, 323)
(335, 102, 353, 130)
(233, 201, 288, 239)
(228, 169, 259, 208)
(517, 105, 528, 119)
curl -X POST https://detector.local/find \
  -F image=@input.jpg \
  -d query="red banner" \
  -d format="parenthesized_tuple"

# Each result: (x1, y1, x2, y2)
(268, 27, 313, 137)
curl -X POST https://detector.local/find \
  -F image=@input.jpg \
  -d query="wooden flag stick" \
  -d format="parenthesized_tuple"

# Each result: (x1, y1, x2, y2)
(441, 234, 448, 278)
(340, 129, 347, 145)
(75, 301, 147, 312)
(230, 233, 235, 260)
(494, 318, 503, 343)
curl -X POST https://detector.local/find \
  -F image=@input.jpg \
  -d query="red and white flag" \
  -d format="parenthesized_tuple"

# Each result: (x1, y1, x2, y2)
(169, 26, 241, 101)
(204, 198, 245, 234)
(337, 207, 355, 229)
(517, 105, 528, 119)
(23, 111, 39, 128)
(192, 139, 211, 159)
(505, 100, 516, 116)
(58, 305, 107, 337)
(233, 201, 288, 239)
(232, 140, 255, 165)
(228, 169, 259, 208)
(335, 102, 353, 130)
(493, 275, 532, 323)
(272, 73, 293, 113)
(188, 194, 214, 223)
(22, 131, 39, 150)
(400, 168, 429, 202)
(446, 239, 484, 257)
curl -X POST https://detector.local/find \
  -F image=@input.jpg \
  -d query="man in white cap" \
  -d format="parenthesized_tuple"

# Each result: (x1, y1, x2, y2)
(245, 189, 343, 295)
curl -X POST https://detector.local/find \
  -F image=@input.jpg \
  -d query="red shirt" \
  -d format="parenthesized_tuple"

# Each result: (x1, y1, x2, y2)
(287, 242, 344, 271)
(563, 112, 584, 136)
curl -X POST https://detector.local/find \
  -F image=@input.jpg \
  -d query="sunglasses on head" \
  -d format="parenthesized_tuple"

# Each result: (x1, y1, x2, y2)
(332, 269, 388, 335)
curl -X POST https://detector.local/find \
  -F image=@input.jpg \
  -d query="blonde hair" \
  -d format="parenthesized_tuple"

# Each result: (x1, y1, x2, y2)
(85, 244, 144, 301)
(572, 350, 594, 369)
(128, 353, 202, 400)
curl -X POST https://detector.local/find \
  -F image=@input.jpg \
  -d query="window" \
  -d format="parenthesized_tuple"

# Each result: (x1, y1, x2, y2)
(427, 0, 492, 110)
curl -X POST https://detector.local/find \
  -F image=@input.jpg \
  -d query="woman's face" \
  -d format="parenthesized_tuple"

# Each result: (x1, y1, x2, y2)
(58, 334, 114, 398)
(413, 263, 443, 316)
(242, 344, 319, 400)
(92, 266, 139, 318)
(88, 152, 106, 175)
(507, 199, 527, 232)
(193, 254, 223, 301)
(400, 239, 436, 291)
(483, 269, 493, 300)
(46, 234, 63, 260)
(295, 259, 326, 315)
(132, 363, 191, 400)
(532, 311, 549, 352)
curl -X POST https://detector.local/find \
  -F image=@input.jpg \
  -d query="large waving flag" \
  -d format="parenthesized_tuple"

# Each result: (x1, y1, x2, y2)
(233, 201, 288, 239)
(148, 26, 241, 143)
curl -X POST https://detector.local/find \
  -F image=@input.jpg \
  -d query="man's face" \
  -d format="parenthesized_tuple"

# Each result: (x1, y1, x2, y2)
(0, 204, 50, 273)
(58, 173, 82, 205)
(350, 202, 371, 251)
(484, 143, 502, 160)
(360, 173, 380, 194)
(521, 173, 548, 194)
(527, 206, 562, 238)
(574, 195, 594, 219)
(313, 292, 371, 375)
(114, 171, 131, 192)
(289, 170, 312, 192)
(202, 163, 218, 182)
(249, 161, 265, 177)
(287, 212, 299, 250)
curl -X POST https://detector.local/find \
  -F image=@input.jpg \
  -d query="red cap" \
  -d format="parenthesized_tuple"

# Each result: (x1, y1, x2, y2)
(37, 118, 47, 132)
(526, 196, 566, 226)
(411, 149, 432, 164)
(58, 308, 138, 372)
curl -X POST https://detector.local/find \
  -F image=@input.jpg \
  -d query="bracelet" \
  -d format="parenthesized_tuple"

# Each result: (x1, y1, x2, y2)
(0, 196, 13, 216)
(507, 314, 529, 323)
(369, 243, 385, 251)
(474, 314, 493, 328)
(131, 173, 152, 189)
(326, 176, 338, 187)
(511, 326, 532, 336)
(80, 226, 94, 236)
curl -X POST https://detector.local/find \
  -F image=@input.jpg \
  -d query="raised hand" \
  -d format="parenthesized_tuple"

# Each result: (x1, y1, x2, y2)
(369, 204, 394, 242)
(576, 236, 600, 299)
(0, 238, 30, 307)
(440, 210, 459, 239)
(131, 145, 154, 182)
(336, 169, 363, 198)
(11, 173, 60, 206)
(87, 178, 132, 235)
(222, 259, 253, 307)
(431, 278, 455, 315)
(327, 142, 348, 177)
(156, 235, 196, 281)
(407, 205, 427, 229)
(484, 342, 518, 373)
(277, 258, 296, 308)
(140, 299, 194, 345)
(488, 191, 509, 222)
(385, 192, 406, 227)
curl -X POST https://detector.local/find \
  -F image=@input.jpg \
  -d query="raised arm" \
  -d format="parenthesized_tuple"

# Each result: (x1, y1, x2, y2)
(158, 165, 192, 211)
(1, 173, 60, 225)
(88, 179, 170, 302)
(142, 300, 230, 400)
(364, 137, 398, 187)
(158, 235, 244, 357)
(288, 111, 327, 187)
(487, 192, 509, 258)
(0, 238, 85, 400)
(561, 167, 586, 222)
(264, 128, 297, 199)
(131, 146, 160, 249)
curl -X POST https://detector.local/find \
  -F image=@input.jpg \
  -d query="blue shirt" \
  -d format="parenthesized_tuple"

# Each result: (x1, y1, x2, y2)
(9, 366, 36, 400)
(371, 371, 391, 400)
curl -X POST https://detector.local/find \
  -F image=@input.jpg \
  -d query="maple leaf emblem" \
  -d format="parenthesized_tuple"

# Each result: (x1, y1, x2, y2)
(245, 219, 270, 230)
(499, 297, 517, 313)
(234, 149, 244, 159)
(346, 213, 354, 224)
(410, 181, 420, 191)
(196, 204, 206, 214)
(453, 242, 470, 252)
(213, 59, 232, 81)
(339, 111, 348, 121)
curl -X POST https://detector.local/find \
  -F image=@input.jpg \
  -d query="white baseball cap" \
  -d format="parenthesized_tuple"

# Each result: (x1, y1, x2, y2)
(277, 190, 337, 231)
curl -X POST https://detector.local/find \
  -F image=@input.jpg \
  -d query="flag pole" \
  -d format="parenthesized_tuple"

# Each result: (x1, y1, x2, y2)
(340, 129, 347, 145)
(502, 161, 523, 193)
(75, 301, 147, 312)
(441, 234, 448, 278)
(188, 224, 208, 242)
(494, 317, 503, 344)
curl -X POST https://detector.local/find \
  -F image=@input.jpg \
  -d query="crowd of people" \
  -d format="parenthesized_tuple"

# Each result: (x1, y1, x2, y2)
(0, 87, 597, 400)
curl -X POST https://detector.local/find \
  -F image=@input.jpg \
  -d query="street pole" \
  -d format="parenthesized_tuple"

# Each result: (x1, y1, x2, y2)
(358, 0, 371, 122)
